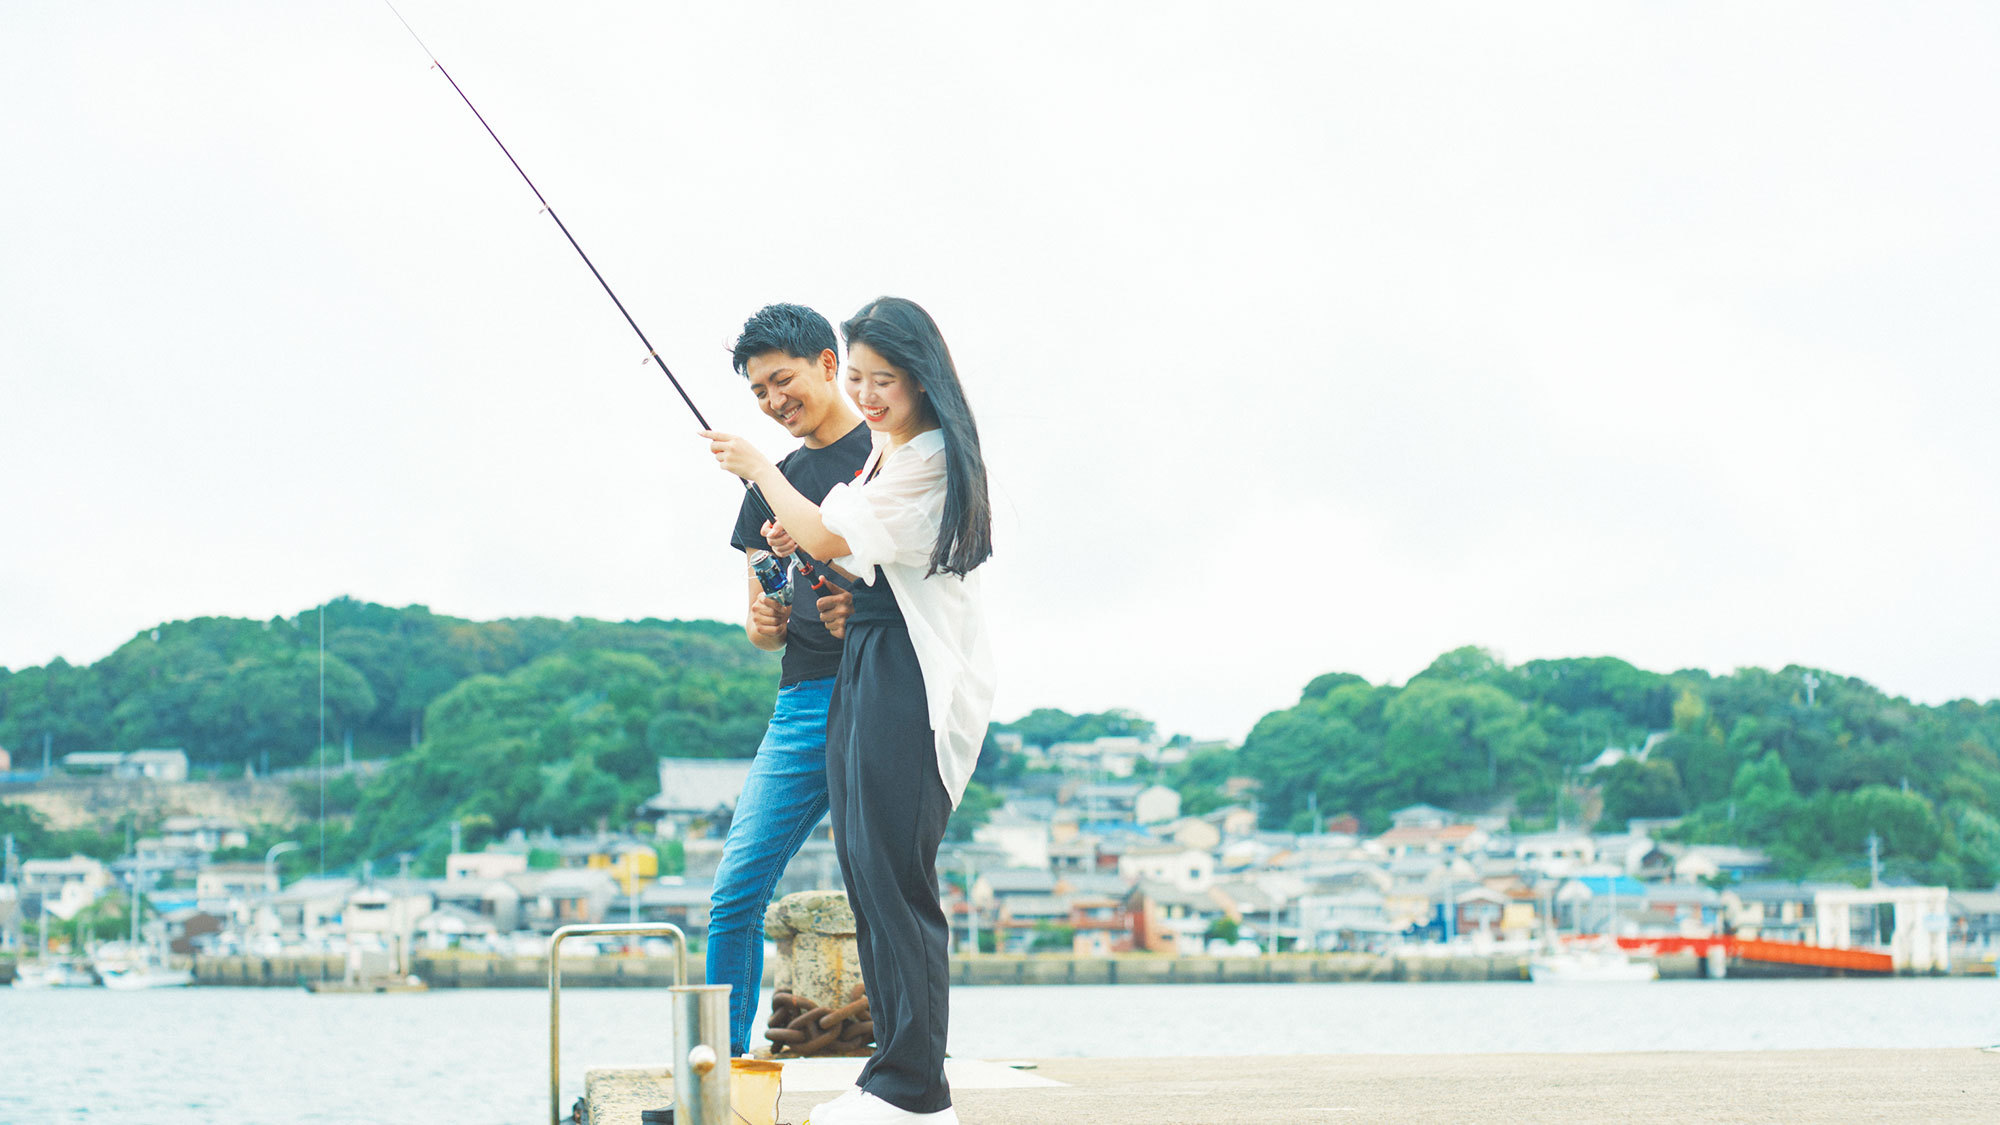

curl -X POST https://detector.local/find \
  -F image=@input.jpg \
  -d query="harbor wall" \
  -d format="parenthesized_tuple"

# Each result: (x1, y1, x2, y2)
(50, 948, 1997, 988)
(187, 950, 1545, 988)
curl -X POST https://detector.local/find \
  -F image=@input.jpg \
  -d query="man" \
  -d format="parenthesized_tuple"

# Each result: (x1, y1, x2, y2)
(708, 303, 871, 1057)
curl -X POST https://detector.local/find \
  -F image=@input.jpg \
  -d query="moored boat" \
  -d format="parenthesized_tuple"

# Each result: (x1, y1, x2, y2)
(9, 958, 99, 989)
(1529, 944, 1660, 983)
(98, 962, 195, 990)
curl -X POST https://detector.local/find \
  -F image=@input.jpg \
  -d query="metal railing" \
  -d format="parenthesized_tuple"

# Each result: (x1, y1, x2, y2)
(547, 922, 691, 1125)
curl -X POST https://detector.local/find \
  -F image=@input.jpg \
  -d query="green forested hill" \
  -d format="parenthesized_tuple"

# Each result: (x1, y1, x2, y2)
(0, 598, 775, 770)
(0, 599, 779, 872)
(1182, 647, 2000, 886)
(10, 617, 2000, 887)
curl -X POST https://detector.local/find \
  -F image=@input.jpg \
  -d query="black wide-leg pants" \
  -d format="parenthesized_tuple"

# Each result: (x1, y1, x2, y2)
(826, 621, 953, 1113)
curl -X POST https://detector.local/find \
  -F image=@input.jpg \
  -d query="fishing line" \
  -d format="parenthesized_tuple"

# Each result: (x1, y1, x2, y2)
(385, 1, 821, 580)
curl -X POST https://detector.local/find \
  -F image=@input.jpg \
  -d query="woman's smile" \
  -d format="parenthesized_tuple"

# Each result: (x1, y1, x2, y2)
(847, 341, 930, 444)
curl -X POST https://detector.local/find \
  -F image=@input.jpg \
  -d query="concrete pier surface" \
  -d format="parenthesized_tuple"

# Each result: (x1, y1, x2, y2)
(766, 1048, 2000, 1124)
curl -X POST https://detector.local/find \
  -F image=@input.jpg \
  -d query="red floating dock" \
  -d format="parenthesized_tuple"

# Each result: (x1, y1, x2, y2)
(1603, 935, 1896, 974)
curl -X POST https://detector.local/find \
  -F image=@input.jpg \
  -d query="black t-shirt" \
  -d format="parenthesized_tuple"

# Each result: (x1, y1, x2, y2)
(729, 421, 873, 685)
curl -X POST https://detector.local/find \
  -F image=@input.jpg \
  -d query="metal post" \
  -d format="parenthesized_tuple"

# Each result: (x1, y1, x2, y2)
(672, 983, 732, 1123)
(548, 922, 692, 1125)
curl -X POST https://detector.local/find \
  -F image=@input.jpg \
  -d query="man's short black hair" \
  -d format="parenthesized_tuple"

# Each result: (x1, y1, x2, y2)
(731, 303, 838, 376)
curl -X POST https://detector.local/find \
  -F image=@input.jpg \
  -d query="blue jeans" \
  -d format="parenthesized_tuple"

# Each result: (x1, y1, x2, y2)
(706, 675, 834, 1055)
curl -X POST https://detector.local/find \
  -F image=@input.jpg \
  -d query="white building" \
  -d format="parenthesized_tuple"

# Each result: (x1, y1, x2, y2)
(447, 850, 531, 881)
(20, 855, 113, 920)
(60, 749, 189, 781)
(160, 816, 249, 853)
(1512, 832, 1596, 876)
(342, 883, 437, 940)
(1297, 890, 1398, 950)
(505, 868, 620, 931)
(1048, 735, 1156, 778)
(972, 805, 1051, 870)
(1118, 843, 1215, 893)
(1133, 785, 1182, 826)
(195, 862, 277, 922)
(644, 758, 758, 838)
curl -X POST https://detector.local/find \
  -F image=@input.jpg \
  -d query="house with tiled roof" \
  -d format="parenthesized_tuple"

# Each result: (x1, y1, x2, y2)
(1375, 821, 1488, 858)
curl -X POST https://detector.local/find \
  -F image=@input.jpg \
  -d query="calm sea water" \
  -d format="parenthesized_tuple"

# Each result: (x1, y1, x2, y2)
(4, 978, 1997, 1123)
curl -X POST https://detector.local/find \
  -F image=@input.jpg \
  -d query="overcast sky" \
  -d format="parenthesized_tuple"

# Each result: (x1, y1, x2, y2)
(4, 3, 1997, 742)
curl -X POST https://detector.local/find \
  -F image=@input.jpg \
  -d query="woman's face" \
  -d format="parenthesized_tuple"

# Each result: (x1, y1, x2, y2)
(846, 341, 928, 444)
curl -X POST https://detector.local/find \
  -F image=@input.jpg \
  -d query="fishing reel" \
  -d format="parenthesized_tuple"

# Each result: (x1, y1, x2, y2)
(748, 549, 793, 606)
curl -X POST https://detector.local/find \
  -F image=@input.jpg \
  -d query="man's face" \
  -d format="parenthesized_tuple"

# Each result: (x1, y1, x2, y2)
(745, 350, 839, 439)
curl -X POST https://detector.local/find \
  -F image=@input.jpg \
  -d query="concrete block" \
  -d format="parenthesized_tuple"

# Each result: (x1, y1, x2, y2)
(583, 1065, 673, 1125)
(763, 890, 861, 1011)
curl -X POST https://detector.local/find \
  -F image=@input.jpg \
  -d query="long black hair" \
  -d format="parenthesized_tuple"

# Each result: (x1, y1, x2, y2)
(841, 297, 992, 576)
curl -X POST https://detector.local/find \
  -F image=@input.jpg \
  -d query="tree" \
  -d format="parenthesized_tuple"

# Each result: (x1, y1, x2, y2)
(992, 707, 1156, 748)
(1651, 691, 1735, 808)
(1300, 672, 1369, 703)
(1379, 680, 1547, 805)
(1168, 744, 1245, 818)
(1595, 758, 1685, 829)
(946, 781, 1001, 842)
(335, 643, 774, 870)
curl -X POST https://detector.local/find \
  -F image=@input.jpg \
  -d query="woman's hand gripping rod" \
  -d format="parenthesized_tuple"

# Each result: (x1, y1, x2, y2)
(747, 509, 837, 606)
(384, 2, 833, 588)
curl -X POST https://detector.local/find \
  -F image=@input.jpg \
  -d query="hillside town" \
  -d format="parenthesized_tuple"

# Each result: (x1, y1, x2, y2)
(6, 735, 2000, 975)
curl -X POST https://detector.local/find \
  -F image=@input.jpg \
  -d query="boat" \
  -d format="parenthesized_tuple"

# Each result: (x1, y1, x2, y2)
(98, 961, 196, 990)
(1530, 873, 1658, 982)
(9, 958, 99, 989)
(1529, 943, 1660, 983)
(92, 939, 194, 989)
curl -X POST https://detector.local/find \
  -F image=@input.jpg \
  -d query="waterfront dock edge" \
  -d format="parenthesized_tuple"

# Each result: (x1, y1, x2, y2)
(767, 1048, 2000, 1124)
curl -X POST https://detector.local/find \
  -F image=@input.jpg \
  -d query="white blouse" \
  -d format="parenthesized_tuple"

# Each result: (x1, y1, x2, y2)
(818, 427, 994, 809)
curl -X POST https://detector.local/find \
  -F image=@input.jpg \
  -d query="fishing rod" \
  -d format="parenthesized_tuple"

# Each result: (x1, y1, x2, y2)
(385, 3, 830, 605)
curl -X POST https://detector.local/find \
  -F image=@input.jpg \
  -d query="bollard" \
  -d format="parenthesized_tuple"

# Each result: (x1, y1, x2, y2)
(671, 984, 733, 1123)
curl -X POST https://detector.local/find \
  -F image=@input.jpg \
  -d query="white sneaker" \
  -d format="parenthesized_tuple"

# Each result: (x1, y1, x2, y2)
(805, 1084, 865, 1124)
(830, 1091, 959, 1124)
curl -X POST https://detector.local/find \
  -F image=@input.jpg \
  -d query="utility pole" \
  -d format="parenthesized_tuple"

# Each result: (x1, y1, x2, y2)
(627, 853, 641, 928)
(2, 834, 14, 953)
(1867, 833, 1881, 887)
(318, 601, 326, 877)
(962, 855, 979, 955)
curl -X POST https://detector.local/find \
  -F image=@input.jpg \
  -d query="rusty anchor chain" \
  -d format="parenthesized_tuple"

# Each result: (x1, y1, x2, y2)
(763, 982, 875, 1057)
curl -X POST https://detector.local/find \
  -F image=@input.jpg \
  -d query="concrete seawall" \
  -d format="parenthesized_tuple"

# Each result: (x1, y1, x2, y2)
(82, 946, 1989, 988)
(193, 950, 1545, 988)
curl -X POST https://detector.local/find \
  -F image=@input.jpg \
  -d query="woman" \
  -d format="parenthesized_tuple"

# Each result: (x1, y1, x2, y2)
(703, 296, 993, 1125)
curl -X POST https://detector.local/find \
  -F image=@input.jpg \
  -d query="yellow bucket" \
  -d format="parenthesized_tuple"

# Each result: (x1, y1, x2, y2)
(730, 1058, 784, 1125)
